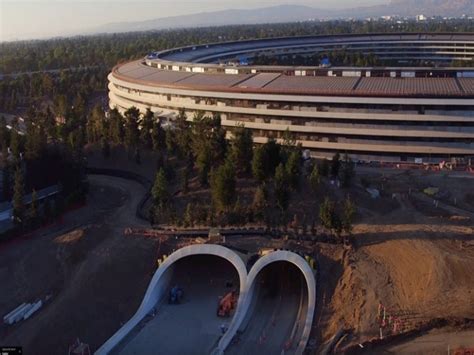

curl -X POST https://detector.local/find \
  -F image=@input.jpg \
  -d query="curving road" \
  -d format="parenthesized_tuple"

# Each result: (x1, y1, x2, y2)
(226, 262, 306, 355)
(115, 255, 240, 355)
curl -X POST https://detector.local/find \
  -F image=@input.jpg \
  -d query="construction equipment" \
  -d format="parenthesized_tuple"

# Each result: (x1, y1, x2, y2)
(168, 285, 183, 304)
(217, 291, 237, 317)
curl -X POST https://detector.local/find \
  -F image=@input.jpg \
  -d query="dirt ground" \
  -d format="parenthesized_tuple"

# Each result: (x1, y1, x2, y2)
(221, 170, 474, 353)
(1, 159, 473, 354)
(0, 176, 161, 354)
(385, 327, 474, 354)
(311, 170, 474, 352)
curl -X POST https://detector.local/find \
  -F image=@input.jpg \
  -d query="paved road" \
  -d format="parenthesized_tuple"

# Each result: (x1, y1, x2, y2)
(117, 255, 239, 355)
(226, 262, 304, 355)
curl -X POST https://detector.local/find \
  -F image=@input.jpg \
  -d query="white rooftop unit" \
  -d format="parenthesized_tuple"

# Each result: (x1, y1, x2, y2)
(225, 68, 239, 75)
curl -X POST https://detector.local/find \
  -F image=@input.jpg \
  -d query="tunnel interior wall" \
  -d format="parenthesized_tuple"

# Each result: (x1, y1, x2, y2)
(218, 251, 316, 354)
(95, 246, 314, 355)
(95, 244, 248, 355)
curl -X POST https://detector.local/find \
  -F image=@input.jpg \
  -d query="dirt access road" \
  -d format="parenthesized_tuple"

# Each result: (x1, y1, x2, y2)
(386, 328, 474, 354)
(0, 175, 159, 355)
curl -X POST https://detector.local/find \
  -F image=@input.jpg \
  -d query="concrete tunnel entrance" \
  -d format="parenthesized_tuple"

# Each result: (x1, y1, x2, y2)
(117, 255, 240, 355)
(226, 261, 308, 355)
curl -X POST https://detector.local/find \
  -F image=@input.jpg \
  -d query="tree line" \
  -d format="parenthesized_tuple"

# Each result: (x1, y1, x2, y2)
(0, 67, 108, 114)
(1, 96, 357, 242)
(0, 101, 88, 233)
(1, 18, 472, 74)
(91, 104, 358, 242)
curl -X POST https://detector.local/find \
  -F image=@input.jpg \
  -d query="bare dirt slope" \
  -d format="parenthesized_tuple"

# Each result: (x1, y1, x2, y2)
(215, 170, 474, 352)
(316, 184, 474, 349)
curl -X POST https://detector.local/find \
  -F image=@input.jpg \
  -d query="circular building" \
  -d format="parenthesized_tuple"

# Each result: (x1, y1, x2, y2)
(108, 33, 474, 164)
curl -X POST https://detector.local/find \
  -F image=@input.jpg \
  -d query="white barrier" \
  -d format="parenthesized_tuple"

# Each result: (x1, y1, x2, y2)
(4, 303, 33, 325)
(217, 250, 316, 354)
(3, 303, 27, 324)
(23, 300, 42, 320)
(95, 244, 248, 355)
(96, 246, 316, 355)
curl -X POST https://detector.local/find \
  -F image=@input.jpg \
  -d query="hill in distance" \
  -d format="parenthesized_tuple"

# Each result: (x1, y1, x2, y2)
(92, 0, 473, 35)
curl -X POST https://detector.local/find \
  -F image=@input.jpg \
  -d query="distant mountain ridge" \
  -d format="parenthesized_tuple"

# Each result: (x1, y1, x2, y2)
(357, 0, 474, 17)
(92, 5, 332, 34)
(92, 1, 473, 35)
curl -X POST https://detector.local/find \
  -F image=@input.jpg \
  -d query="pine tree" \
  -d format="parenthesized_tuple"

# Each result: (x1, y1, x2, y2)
(25, 121, 47, 161)
(191, 112, 227, 170)
(165, 128, 176, 153)
(10, 127, 21, 165)
(140, 108, 154, 149)
(342, 196, 356, 236)
(25, 121, 38, 160)
(152, 120, 166, 151)
(181, 167, 189, 195)
(265, 138, 282, 177)
(281, 128, 296, 151)
(252, 145, 266, 182)
(309, 163, 321, 191)
(42, 107, 57, 142)
(210, 160, 236, 212)
(196, 144, 212, 186)
(275, 163, 290, 211)
(54, 94, 68, 117)
(124, 107, 140, 151)
(212, 124, 228, 164)
(339, 153, 355, 188)
(319, 197, 342, 238)
(12, 168, 25, 225)
(87, 104, 105, 143)
(73, 93, 86, 119)
(175, 108, 190, 156)
(286, 150, 300, 189)
(252, 185, 267, 216)
(152, 168, 169, 208)
(319, 197, 334, 232)
(230, 125, 253, 174)
(68, 129, 85, 162)
(109, 108, 124, 144)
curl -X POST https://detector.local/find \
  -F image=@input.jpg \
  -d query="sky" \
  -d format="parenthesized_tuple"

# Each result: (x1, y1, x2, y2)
(0, 0, 387, 42)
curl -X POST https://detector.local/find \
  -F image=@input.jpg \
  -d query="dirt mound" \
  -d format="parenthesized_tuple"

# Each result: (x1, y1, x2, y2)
(322, 229, 474, 348)
(366, 238, 474, 315)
